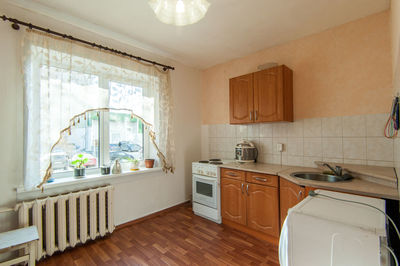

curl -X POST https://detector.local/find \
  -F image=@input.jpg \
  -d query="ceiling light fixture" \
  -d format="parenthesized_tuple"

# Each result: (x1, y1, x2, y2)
(148, 0, 210, 26)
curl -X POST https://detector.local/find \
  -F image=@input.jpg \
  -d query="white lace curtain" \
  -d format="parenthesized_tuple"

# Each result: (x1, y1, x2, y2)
(22, 29, 174, 190)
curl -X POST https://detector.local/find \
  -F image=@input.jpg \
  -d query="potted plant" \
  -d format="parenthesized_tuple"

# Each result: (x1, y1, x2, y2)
(125, 157, 140, 171)
(71, 154, 88, 178)
(145, 159, 155, 168)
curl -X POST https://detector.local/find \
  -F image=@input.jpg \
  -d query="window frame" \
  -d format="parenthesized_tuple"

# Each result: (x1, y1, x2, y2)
(50, 76, 151, 179)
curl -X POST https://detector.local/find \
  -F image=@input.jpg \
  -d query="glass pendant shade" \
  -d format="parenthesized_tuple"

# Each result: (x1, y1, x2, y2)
(148, 0, 210, 26)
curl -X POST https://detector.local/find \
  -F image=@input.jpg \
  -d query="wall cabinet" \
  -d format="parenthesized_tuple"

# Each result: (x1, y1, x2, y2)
(221, 169, 280, 239)
(229, 65, 293, 124)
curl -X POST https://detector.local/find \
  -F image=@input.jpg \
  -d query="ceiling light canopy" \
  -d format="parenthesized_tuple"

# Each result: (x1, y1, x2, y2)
(148, 0, 210, 26)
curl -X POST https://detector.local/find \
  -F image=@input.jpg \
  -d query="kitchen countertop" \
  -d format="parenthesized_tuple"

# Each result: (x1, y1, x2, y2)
(220, 162, 399, 200)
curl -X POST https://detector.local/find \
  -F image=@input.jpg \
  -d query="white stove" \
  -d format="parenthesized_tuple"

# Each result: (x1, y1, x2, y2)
(192, 159, 229, 223)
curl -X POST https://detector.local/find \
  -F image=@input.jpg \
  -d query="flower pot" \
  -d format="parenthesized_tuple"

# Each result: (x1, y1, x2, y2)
(130, 161, 140, 171)
(101, 166, 110, 175)
(145, 159, 155, 168)
(74, 168, 86, 178)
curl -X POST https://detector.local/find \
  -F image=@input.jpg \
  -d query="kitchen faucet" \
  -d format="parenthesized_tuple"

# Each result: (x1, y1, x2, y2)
(322, 163, 343, 176)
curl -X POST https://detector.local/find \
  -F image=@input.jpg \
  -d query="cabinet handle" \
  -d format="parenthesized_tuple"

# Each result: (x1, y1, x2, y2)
(254, 177, 267, 182)
(255, 110, 258, 121)
(226, 171, 238, 177)
(250, 111, 253, 121)
(297, 190, 303, 200)
(246, 184, 249, 195)
(241, 183, 244, 194)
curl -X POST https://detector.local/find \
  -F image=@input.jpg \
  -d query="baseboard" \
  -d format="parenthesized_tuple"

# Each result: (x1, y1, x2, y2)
(115, 200, 191, 230)
(222, 218, 279, 246)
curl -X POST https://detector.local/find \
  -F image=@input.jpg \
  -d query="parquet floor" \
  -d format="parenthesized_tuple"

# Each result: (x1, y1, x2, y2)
(38, 203, 279, 265)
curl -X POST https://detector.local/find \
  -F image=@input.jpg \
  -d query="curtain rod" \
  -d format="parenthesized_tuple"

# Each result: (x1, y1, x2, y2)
(0, 14, 175, 71)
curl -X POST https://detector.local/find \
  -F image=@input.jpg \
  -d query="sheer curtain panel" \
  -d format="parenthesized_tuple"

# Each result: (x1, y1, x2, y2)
(22, 30, 174, 190)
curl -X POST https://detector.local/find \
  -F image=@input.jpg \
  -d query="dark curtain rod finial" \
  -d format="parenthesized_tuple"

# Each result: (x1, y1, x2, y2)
(11, 23, 20, 30)
(0, 14, 175, 71)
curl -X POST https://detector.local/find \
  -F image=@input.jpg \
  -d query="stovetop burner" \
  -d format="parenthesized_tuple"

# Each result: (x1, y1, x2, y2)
(209, 159, 221, 162)
(198, 160, 209, 163)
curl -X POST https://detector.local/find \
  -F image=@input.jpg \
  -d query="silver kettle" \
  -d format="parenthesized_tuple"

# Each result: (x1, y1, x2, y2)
(235, 140, 258, 163)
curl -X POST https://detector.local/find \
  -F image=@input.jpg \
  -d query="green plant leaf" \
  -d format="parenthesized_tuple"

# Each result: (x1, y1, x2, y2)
(78, 154, 83, 158)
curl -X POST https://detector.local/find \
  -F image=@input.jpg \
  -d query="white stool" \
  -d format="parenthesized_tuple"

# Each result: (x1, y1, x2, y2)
(0, 226, 39, 266)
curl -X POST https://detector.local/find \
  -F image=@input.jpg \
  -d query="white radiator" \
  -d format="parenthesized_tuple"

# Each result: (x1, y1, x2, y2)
(15, 185, 115, 260)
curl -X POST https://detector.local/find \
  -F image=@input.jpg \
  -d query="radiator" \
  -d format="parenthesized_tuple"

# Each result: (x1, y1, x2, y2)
(15, 185, 115, 260)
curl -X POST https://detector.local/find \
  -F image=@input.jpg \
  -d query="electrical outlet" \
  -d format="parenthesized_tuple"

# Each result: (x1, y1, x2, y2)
(277, 143, 284, 152)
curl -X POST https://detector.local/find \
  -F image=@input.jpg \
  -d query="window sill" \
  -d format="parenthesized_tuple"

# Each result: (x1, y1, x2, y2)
(17, 167, 163, 198)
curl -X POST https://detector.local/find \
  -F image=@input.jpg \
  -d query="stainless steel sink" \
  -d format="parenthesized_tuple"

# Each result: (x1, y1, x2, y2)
(290, 172, 352, 182)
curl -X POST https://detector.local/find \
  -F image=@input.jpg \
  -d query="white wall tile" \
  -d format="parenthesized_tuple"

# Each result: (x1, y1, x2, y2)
(287, 120, 304, 138)
(272, 138, 288, 154)
(259, 123, 273, 137)
(342, 115, 366, 137)
(236, 125, 248, 138)
(273, 123, 288, 138)
(344, 159, 366, 165)
(304, 138, 322, 157)
(366, 113, 388, 137)
(303, 156, 322, 167)
(225, 124, 236, 138)
(259, 138, 274, 154)
(216, 124, 226, 137)
(287, 155, 303, 166)
(343, 137, 367, 160)
(322, 158, 343, 164)
(287, 138, 303, 156)
(265, 154, 280, 164)
(367, 160, 394, 167)
(248, 124, 260, 138)
(394, 137, 400, 163)
(208, 124, 217, 137)
(322, 117, 342, 137)
(303, 118, 322, 137)
(322, 138, 343, 159)
(366, 137, 394, 161)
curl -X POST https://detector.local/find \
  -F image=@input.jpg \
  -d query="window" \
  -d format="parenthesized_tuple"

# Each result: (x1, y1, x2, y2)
(23, 31, 173, 189)
(47, 75, 153, 178)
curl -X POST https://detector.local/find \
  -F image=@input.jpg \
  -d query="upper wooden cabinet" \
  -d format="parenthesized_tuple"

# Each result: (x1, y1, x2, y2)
(229, 73, 254, 123)
(229, 65, 293, 124)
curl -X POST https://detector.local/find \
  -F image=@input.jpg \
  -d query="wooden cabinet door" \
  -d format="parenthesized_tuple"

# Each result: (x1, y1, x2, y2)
(229, 73, 254, 124)
(253, 66, 282, 122)
(221, 178, 246, 225)
(246, 183, 280, 237)
(279, 178, 305, 228)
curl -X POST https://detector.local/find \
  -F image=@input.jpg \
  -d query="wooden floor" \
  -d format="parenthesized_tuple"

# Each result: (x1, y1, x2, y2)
(38, 203, 279, 265)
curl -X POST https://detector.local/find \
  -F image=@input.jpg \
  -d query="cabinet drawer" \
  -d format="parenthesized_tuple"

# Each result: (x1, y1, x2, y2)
(246, 172, 278, 187)
(221, 168, 245, 181)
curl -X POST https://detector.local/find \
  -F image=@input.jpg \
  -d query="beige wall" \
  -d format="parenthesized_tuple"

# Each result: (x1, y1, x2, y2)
(0, 5, 202, 231)
(392, 0, 400, 92)
(202, 11, 392, 124)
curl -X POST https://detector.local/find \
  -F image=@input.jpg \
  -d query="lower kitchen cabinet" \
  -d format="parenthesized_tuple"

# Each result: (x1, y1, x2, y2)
(220, 168, 280, 243)
(279, 177, 306, 228)
(247, 183, 280, 237)
(221, 178, 246, 225)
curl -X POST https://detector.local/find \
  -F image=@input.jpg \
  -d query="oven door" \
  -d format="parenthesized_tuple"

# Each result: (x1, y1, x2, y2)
(192, 174, 218, 209)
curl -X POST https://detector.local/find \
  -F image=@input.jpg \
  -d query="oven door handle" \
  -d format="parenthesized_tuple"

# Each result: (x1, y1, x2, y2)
(193, 174, 217, 182)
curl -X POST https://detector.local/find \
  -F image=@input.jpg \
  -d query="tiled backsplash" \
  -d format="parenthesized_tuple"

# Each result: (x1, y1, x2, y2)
(202, 113, 399, 168)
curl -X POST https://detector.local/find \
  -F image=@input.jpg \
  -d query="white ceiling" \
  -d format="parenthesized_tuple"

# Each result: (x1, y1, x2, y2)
(4, 0, 390, 69)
